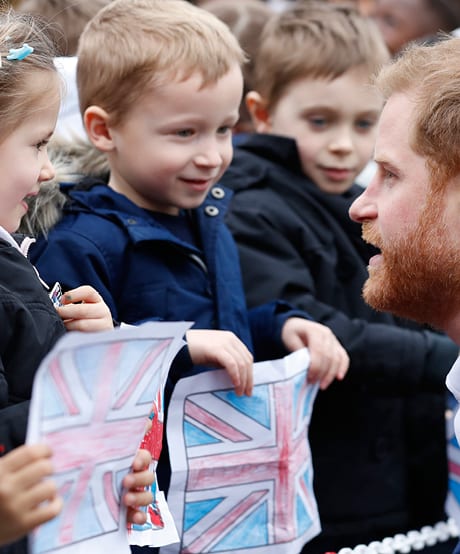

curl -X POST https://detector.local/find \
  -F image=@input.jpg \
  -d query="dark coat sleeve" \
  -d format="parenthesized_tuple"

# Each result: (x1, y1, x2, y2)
(32, 226, 121, 320)
(0, 248, 66, 454)
(226, 189, 458, 393)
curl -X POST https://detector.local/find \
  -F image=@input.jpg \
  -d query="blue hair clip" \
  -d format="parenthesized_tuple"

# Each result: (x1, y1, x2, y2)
(6, 43, 34, 61)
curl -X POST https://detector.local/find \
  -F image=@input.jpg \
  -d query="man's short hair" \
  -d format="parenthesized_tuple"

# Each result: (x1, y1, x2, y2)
(375, 37, 460, 186)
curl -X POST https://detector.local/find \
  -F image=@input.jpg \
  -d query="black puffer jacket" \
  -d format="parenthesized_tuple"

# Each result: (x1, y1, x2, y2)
(0, 237, 66, 453)
(222, 134, 458, 552)
(0, 235, 66, 554)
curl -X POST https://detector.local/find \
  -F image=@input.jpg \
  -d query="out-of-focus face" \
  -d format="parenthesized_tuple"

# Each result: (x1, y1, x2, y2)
(349, 91, 460, 334)
(257, 66, 382, 194)
(0, 71, 59, 233)
(371, 0, 443, 55)
(104, 64, 243, 215)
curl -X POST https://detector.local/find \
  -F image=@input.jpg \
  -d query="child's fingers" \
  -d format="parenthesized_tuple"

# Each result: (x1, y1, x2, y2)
(244, 364, 254, 397)
(0, 444, 52, 473)
(13, 457, 54, 491)
(131, 448, 151, 471)
(126, 507, 148, 525)
(123, 468, 154, 491)
(218, 348, 253, 397)
(22, 479, 59, 511)
(123, 489, 153, 509)
(58, 303, 101, 321)
(23, 495, 63, 530)
(61, 285, 102, 305)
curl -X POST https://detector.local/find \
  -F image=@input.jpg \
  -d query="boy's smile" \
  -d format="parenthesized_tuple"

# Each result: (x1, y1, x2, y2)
(102, 64, 243, 215)
(255, 65, 383, 195)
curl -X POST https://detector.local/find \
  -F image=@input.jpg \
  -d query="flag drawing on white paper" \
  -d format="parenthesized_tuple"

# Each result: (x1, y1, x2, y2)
(27, 322, 188, 554)
(163, 348, 321, 554)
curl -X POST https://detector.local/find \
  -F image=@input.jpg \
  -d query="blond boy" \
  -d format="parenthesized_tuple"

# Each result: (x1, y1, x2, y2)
(32, 0, 349, 549)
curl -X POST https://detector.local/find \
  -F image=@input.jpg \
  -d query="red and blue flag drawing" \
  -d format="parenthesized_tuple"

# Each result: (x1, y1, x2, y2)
(27, 322, 188, 554)
(163, 348, 320, 554)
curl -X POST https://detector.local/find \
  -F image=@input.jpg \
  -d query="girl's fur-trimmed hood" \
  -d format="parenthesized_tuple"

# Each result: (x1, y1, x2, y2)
(19, 137, 110, 237)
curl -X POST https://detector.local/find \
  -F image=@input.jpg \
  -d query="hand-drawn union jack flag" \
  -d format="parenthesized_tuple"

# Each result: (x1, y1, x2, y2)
(165, 351, 320, 554)
(27, 325, 185, 554)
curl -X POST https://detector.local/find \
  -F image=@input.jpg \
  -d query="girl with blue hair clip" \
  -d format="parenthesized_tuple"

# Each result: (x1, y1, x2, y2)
(0, 10, 155, 553)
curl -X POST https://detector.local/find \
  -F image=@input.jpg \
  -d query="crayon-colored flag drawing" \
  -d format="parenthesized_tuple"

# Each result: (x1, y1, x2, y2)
(27, 322, 187, 554)
(163, 348, 321, 554)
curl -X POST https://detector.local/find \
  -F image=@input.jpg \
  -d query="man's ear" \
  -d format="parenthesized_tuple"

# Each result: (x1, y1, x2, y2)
(246, 91, 272, 133)
(84, 106, 114, 152)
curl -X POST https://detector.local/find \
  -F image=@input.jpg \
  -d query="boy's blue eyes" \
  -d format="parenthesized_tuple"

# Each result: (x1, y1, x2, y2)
(175, 126, 232, 137)
(309, 117, 326, 127)
(308, 117, 375, 131)
(176, 129, 194, 137)
(356, 120, 374, 130)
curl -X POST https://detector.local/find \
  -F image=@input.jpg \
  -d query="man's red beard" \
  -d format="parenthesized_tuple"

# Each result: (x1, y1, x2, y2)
(361, 192, 460, 329)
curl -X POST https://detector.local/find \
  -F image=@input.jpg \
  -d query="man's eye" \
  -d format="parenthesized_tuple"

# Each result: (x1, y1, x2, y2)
(382, 168, 396, 181)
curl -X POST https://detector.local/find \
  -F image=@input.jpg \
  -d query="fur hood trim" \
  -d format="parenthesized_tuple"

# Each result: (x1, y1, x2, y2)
(19, 137, 109, 237)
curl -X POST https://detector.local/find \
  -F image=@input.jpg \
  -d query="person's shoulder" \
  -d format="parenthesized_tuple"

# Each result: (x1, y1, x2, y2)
(0, 243, 51, 307)
(221, 140, 275, 193)
(227, 133, 302, 186)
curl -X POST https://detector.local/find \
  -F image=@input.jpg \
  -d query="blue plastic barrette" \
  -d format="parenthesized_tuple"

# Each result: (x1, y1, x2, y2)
(6, 43, 34, 61)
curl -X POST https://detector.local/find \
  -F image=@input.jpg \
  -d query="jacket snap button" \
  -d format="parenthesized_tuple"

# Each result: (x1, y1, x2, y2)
(211, 187, 225, 199)
(127, 218, 137, 224)
(205, 206, 219, 217)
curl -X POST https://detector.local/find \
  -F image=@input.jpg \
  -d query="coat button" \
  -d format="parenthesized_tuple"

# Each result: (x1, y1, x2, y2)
(205, 206, 219, 217)
(127, 217, 137, 224)
(211, 187, 225, 199)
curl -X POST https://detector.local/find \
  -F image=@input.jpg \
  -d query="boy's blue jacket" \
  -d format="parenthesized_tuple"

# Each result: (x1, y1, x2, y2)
(31, 180, 307, 373)
(31, 177, 312, 498)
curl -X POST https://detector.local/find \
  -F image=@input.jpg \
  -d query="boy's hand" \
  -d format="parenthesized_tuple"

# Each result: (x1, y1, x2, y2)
(0, 444, 62, 546)
(186, 329, 254, 397)
(281, 318, 349, 390)
(122, 449, 154, 526)
(57, 285, 114, 332)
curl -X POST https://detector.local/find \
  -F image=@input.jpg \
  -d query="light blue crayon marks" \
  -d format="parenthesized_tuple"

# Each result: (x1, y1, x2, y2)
(41, 372, 69, 418)
(449, 478, 460, 504)
(215, 384, 271, 428)
(297, 467, 314, 536)
(210, 500, 269, 551)
(292, 370, 317, 423)
(184, 420, 221, 447)
(184, 498, 224, 532)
